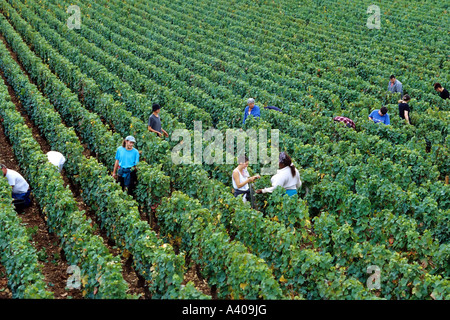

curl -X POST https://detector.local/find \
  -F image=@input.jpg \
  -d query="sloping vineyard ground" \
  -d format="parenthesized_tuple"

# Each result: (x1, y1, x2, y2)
(0, 0, 448, 300)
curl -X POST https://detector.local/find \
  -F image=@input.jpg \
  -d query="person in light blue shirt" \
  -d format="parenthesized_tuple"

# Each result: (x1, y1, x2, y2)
(369, 106, 390, 125)
(243, 98, 261, 125)
(112, 135, 140, 194)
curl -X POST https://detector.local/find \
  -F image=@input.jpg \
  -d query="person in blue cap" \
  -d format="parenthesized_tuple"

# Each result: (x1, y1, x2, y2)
(243, 98, 261, 125)
(112, 135, 140, 194)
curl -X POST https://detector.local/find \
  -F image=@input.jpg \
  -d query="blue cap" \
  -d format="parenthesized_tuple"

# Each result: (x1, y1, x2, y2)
(125, 135, 136, 143)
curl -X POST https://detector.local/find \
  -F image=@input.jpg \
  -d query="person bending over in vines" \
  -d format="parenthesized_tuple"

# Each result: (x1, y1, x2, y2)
(434, 83, 449, 100)
(1, 163, 31, 211)
(369, 106, 390, 125)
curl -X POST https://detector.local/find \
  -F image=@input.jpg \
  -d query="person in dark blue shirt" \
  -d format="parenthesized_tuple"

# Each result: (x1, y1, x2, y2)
(243, 98, 261, 125)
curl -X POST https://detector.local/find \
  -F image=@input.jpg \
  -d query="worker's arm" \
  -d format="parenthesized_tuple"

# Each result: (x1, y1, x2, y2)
(259, 174, 282, 194)
(404, 111, 410, 124)
(112, 159, 119, 178)
(296, 173, 302, 189)
(261, 184, 277, 194)
(132, 151, 140, 171)
(233, 170, 255, 189)
(148, 125, 162, 137)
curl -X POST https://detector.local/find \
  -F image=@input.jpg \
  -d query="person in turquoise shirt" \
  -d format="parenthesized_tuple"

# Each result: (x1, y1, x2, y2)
(243, 98, 261, 125)
(369, 106, 390, 125)
(112, 135, 140, 194)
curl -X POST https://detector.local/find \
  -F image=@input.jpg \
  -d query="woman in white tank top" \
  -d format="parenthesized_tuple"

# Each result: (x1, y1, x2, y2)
(232, 155, 260, 202)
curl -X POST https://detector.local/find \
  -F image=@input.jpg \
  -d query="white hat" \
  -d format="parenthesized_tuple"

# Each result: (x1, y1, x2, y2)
(125, 136, 136, 143)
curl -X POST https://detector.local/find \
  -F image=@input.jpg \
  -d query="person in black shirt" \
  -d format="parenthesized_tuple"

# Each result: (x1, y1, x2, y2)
(398, 94, 411, 125)
(434, 83, 449, 100)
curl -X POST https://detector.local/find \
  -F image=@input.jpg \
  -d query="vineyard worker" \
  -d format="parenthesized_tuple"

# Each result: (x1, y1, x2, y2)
(333, 116, 356, 129)
(243, 98, 261, 125)
(112, 136, 140, 194)
(387, 75, 403, 97)
(148, 103, 169, 138)
(398, 94, 411, 125)
(264, 105, 282, 112)
(232, 155, 260, 202)
(1, 164, 31, 209)
(434, 83, 449, 100)
(255, 152, 301, 197)
(369, 106, 390, 125)
(46, 151, 66, 173)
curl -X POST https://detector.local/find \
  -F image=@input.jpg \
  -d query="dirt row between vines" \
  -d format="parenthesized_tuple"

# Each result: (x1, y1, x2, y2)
(0, 29, 212, 298)
(0, 35, 146, 298)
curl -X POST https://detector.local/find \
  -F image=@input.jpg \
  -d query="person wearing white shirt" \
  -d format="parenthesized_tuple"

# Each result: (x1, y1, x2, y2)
(1, 163, 31, 209)
(46, 151, 66, 172)
(255, 152, 301, 197)
(232, 155, 260, 202)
